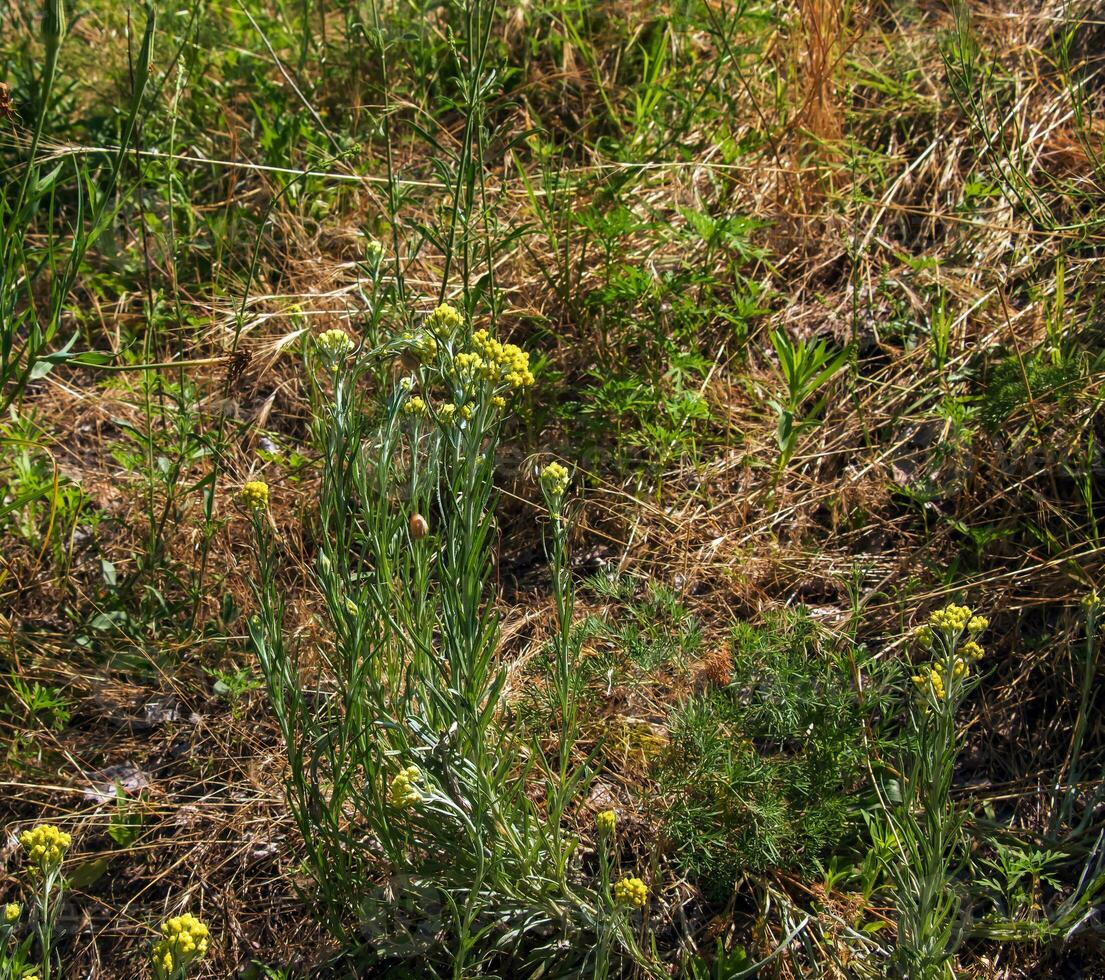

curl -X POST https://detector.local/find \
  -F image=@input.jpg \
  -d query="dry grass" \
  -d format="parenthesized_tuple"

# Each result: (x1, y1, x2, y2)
(1, 0, 1104, 976)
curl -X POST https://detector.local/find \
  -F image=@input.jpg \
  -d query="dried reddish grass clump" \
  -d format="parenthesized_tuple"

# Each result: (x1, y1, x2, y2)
(696, 648, 734, 690)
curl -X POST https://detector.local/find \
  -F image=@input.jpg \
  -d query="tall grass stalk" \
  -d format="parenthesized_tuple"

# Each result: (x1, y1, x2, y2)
(0, 2, 155, 411)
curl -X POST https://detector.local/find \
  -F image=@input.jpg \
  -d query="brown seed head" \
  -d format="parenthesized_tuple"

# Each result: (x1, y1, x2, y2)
(409, 513, 429, 539)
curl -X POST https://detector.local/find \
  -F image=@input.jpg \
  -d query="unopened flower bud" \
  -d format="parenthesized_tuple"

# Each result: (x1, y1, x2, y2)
(409, 513, 429, 539)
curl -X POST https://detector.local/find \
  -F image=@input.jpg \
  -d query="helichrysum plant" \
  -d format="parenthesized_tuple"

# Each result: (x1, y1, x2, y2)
(886, 602, 989, 978)
(1, 901, 26, 980)
(315, 328, 355, 362)
(248, 302, 633, 973)
(596, 809, 617, 836)
(613, 876, 648, 909)
(239, 481, 269, 512)
(16, 824, 71, 980)
(151, 913, 210, 980)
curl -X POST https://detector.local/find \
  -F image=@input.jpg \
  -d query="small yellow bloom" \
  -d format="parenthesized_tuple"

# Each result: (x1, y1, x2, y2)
(453, 351, 484, 378)
(240, 480, 269, 511)
(403, 395, 427, 417)
(438, 402, 457, 422)
(596, 809, 616, 834)
(316, 328, 355, 360)
(470, 329, 535, 389)
(929, 603, 972, 633)
(491, 395, 506, 410)
(152, 913, 209, 980)
(427, 303, 464, 333)
(540, 462, 570, 498)
(613, 876, 648, 908)
(967, 615, 989, 635)
(4, 902, 20, 923)
(459, 404, 474, 421)
(960, 640, 984, 662)
(19, 825, 71, 872)
(388, 765, 422, 808)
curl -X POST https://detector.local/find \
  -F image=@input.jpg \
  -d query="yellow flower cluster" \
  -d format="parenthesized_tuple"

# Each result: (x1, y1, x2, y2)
(427, 303, 464, 334)
(453, 351, 483, 378)
(613, 876, 648, 908)
(438, 402, 457, 422)
(960, 640, 984, 662)
(403, 395, 427, 417)
(4, 902, 20, 924)
(400, 330, 438, 364)
(540, 462, 570, 498)
(240, 480, 269, 511)
(388, 765, 422, 808)
(912, 653, 977, 700)
(471, 329, 535, 389)
(152, 914, 209, 979)
(316, 328, 354, 359)
(19, 825, 71, 871)
(912, 666, 947, 700)
(596, 809, 617, 834)
(929, 603, 972, 633)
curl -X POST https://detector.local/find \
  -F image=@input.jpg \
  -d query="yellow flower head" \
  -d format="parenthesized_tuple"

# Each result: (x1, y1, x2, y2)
(596, 809, 616, 835)
(470, 329, 535, 389)
(459, 404, 474, 421)
(613, 876, 648, 908)
(960, 640, 984, 662)
(152, 913, 210, 980)
(540, 462, 570, 498)
(913, 669, 947, 700)
(403, 395, 427, 417)
(426, 303, 464, 334)
(452, 351, 484, 379)
(316, 328, 355, 360)
(490, 395, 506, 410)
(388, 765, 422, 808)
(19, 825, 71, 872)
(967, 615, 989, 635)
(4, 902, 20, 924)
(929, 603, 973, 634)
(438, 402, 457, 423)
(240, 480, 269, 511)
(399, 330, 438, 364)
